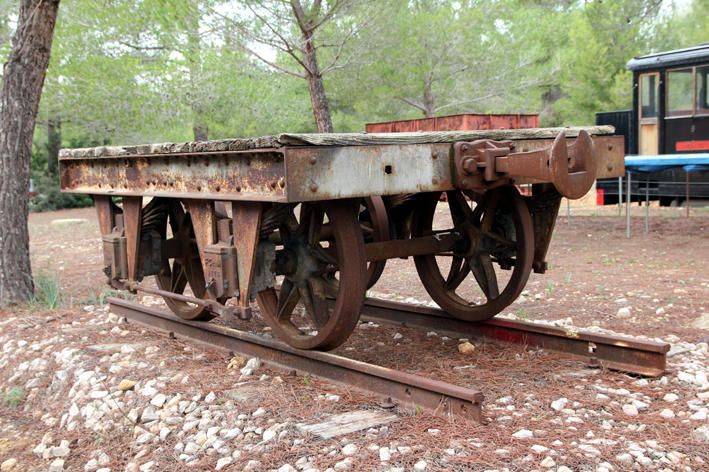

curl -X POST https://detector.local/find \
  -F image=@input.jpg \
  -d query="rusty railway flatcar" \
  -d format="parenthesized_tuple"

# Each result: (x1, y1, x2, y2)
(59, 127, 624, 350)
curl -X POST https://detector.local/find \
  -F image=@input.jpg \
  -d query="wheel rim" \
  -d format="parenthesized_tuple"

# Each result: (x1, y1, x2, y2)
(360, 197, 389, 289)
(413, 186, 534, 322)
(155, 199, 212, 321)
(256, 200, 367, 350)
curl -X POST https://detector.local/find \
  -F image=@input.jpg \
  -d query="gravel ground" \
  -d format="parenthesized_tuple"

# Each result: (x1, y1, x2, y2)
(0, 204, 707, 472)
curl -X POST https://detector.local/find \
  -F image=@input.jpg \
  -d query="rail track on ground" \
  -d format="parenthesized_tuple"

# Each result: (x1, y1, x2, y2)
(108, 296, 669, 422)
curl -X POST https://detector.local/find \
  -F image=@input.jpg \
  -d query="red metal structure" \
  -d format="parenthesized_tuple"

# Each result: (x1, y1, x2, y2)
(365, 113, 539, 133)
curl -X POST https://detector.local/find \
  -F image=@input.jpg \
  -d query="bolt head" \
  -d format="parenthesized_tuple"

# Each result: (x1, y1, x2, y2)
(310, 183, 318, 192)
(461, 157, 477, 174)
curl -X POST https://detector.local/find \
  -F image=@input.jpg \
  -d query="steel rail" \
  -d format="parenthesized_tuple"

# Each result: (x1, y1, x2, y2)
(107, 297, 483, 421)
(360, 298, 669, 377)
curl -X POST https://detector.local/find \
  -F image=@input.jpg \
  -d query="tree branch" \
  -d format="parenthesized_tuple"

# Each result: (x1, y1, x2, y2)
(243, 45, 306, 79)
(395, 96, 426, 113)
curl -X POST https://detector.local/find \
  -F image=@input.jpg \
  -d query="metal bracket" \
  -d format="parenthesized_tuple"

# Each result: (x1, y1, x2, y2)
(453, 130, 597, 199)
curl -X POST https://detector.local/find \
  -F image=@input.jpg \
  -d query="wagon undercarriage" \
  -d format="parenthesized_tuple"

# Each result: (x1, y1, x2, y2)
(60, 127, 624, 350)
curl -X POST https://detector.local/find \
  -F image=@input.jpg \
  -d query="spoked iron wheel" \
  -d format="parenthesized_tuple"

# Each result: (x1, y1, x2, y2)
(359, 197, 389, 289)
(413, 185, 534, 322)
(256, 200, 367, 350)
(153, 199, 213, 321)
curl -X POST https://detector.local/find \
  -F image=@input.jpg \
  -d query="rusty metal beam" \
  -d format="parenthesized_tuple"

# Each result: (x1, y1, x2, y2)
(60, 150, 287, 201)
(360, 298, 669, 377)
(232, 201, 263, 311)
(122, 197, 143, 281)
(62, 137, 623, 203)
(108, 297, 483, 421)
(365, 233, 460, 262)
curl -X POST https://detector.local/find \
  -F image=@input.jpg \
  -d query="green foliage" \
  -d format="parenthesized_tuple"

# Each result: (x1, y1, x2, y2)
(32, 272, 64, 309)
(30, 171, 93, 212)
(3, 386, 23, 408)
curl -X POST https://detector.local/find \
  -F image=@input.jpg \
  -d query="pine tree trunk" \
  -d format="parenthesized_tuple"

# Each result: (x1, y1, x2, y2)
(423, 76, 435, 118)
(0, 0, 61, 306)
(302, 30, 333, 133)
(47, 113, 61, 175)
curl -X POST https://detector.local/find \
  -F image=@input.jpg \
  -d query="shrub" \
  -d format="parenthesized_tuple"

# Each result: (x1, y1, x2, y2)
(30, 171, 93, 212)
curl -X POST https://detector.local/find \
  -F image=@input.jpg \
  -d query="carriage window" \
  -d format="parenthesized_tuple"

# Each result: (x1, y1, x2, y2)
(640, 74, 658, 118)
(667, 68, 693, 116)
(697, 66, 709, 114)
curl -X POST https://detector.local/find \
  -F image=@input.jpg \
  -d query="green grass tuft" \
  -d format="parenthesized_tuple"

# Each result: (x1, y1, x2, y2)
(32, 272, 63, 309)
(4, 386, 23, 408)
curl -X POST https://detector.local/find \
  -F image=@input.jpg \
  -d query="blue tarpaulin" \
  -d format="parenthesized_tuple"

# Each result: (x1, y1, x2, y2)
(624, 154, 709, 173)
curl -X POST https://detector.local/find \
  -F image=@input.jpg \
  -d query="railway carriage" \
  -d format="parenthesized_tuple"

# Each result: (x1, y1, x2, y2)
(597, 43, 709, 205)
(60, 127, 624, 350)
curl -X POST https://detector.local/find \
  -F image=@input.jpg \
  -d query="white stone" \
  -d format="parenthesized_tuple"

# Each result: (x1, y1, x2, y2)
(214, 457, 232, 471)
(334, 458, 352, 470)
(616, 307, 631, 318)
(204, 392, 216, 403)
(393, 333, 403, 340)
(531, 445, 548, 454)
(1, 459, 18, 471)
(413, 460, 427, 471)
(135, 433, 154, 445)
(277, 465, 296, 472)
(659, 409, 675, 419)
(141, 407, 159, 423)
(512, 429, 533, 439)
(262, 430, 277, 442)
(244, 459, 261, 471)
(578, 444, 601, 456)
(616, 453, 633, 466)
(50, 445, 71, 458)
(252, 407, 266, 417)
(690, 409, 707, 421)
(379, 447, 391, 461)
(184, 443, 200, 454)
(150, 394, 167, 407)
(540, 456, 555, 468)
(49, 459, 65, 472)
(342, 444, 358, 456)
(138, 461, 154, 472)
(663, 393, 679, 402)
(622, 404, 638, 416)
(550, 397, 567, 411)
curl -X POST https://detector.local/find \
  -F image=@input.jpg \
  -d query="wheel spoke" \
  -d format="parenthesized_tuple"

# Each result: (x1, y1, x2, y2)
(276, 278, 300, 320)
(300, 277, 330, 328)
(307, 206, 325, 247)
(445, 256, 470, 290)
(312, 245, 338, 267)
(171, 262, 188, 294)
(447, 191, 475, 225)
(469, 255, 499, 300)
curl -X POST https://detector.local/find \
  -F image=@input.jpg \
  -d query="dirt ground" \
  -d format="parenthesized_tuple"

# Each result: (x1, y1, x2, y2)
(0, 202, 707, 472)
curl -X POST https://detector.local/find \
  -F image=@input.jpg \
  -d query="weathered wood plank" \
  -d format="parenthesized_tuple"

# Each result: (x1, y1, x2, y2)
(58, 126, 615, 159)
(296, 409, 399, 439)
(278, 126, 615, 147)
